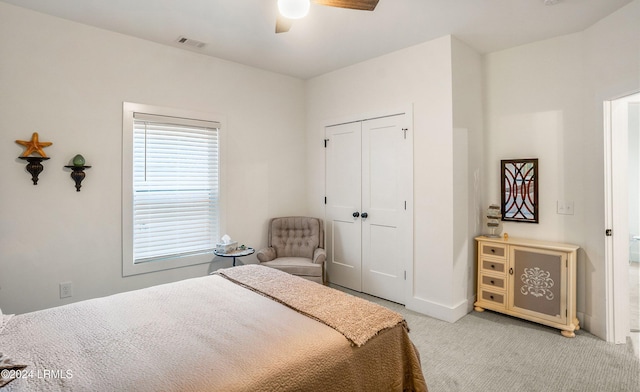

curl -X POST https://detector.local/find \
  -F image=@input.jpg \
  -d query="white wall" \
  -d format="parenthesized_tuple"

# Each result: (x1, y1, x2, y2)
(483, 0, 640, 338)
(452, 38, 485, 311)
(484, 32, 585, 240)
(306, 35, 484, 322)
(0, 3, 307, 314)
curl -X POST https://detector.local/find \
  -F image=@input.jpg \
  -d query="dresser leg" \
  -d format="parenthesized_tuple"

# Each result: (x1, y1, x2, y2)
(574, 318, 580, 331)
(561, 330, 576, 338)
(474, 306, 485, 312)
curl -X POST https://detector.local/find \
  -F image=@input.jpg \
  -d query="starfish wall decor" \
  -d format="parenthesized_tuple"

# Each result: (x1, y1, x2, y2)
(16, 132, 53, 158)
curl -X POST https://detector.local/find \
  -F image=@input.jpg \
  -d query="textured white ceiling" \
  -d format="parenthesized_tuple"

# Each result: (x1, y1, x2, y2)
(0, 0, 633, 79)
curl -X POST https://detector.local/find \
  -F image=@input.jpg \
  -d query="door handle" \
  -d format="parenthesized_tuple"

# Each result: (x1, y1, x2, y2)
(361, 212, 368, 219)
(352, 212, 360, 218)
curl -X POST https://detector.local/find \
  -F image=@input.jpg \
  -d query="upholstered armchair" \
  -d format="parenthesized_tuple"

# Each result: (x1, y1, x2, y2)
(257, 217, 326, 284)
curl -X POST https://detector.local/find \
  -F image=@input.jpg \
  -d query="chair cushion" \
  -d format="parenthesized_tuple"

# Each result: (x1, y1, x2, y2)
(261, 257, 322, 277)
(270, 217, 321, 259)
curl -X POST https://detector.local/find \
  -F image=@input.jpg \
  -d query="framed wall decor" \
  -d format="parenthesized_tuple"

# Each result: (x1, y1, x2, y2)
(501, 158, 538, 223)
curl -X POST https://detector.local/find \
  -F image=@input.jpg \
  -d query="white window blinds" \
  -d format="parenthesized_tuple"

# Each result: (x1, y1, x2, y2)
(132, 113, 220, 264)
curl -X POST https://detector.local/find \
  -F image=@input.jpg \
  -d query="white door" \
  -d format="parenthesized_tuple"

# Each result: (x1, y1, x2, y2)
(604, 92, 639, 343)
(325, 122, 362, 290)
(325, 113, 412, 304)
(361, 116, 411, 304)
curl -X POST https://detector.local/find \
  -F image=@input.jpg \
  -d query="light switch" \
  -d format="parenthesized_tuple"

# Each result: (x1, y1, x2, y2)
(557, 201, 574, 215)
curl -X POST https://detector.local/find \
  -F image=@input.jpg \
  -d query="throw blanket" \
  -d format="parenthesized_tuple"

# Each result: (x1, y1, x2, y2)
(216, 264, 406, 347)
(0, 353, 27, 388)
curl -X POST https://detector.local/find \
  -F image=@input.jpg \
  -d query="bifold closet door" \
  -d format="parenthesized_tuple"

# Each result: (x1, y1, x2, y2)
(325, 114, 411, 304)
(361, 116, 410, 304)
(325, 122, 363, 290)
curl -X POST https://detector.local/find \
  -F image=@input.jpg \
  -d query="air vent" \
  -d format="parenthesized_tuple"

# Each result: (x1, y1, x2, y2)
(176, 36, 206, 49)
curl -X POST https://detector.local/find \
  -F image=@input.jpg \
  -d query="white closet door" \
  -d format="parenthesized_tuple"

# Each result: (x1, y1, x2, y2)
(361, 115, 410, 304)
(325, 112, 412, 304)
(325, 122, 362, 291)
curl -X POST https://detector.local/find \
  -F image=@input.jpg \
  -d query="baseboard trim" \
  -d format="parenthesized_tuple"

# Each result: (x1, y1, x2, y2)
(405, 296, 471, 323)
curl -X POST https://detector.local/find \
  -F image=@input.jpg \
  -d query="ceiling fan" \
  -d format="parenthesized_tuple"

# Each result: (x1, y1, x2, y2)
(276, 0, 379, 33)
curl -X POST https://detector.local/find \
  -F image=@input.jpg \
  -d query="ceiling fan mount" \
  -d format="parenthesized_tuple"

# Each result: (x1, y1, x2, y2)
(276, 0, 379, 34)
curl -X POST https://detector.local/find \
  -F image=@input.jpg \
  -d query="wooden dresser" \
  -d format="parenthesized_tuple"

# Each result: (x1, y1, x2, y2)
(474, 236, 580, 337)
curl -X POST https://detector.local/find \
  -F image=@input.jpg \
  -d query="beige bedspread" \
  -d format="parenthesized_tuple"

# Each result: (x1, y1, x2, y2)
(0, 266, 427, 391)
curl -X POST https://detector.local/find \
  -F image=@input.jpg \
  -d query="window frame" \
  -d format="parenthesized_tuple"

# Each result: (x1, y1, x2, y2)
(122, 102, 225, 276)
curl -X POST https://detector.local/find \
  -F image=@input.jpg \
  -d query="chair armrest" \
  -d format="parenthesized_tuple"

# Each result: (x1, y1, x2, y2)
(313, 248, 326, 264)
(257, 247, 276, 262)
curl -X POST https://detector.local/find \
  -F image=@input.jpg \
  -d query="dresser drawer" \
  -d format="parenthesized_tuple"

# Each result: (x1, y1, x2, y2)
(481, 275, 505, 290)
(480, 289, 505, 307)
(479, 242, 507, 259)
(481, 259, 506, 275)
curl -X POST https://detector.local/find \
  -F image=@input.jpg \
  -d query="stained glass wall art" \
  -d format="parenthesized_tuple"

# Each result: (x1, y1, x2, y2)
(501, 158, 538, 223)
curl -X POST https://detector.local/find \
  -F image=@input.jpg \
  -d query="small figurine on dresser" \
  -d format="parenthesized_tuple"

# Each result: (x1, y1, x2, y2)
(485, 204, 502, 238)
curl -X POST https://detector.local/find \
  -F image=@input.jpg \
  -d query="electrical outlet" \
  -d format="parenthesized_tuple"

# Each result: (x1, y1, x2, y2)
(59, 282, 73, 299)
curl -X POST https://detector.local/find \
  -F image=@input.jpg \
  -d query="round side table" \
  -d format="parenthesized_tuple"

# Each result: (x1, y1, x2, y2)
(214, 247, 255, 266)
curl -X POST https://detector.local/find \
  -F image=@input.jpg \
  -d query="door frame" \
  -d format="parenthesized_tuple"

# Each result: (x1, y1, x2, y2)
(323, 105, 414, 302)
(604, 91, 639, 344)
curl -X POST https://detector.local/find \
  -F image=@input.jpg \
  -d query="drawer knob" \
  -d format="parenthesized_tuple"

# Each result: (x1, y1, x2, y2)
(491, 249, 495, 253)
(490, 280, 495, 285)
(491, 264, 495, 269)
(490, 295, 494, 300)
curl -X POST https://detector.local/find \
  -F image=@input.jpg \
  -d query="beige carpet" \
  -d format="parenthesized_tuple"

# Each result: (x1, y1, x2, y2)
(334, 284, 640, 392)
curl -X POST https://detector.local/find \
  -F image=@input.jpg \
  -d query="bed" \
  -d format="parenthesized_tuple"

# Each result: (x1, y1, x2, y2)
(0, 265, 427, 391)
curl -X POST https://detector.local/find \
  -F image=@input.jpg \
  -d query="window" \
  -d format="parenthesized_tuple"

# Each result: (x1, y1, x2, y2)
(122, 102, 223, 276)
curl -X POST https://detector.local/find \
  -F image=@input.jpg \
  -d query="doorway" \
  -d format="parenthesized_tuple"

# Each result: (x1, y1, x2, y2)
(604, 92, 640, 354)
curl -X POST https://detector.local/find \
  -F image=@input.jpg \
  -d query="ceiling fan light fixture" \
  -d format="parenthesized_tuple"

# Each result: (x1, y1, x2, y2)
(278, 0, 311, 19)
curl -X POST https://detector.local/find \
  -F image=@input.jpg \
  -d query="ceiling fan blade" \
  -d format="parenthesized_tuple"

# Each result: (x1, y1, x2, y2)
(276, 14, 293, 33)
(312, 0, 379, 11)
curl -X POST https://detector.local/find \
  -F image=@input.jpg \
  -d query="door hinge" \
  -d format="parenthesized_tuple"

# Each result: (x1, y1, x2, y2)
(402, 128, 408, 139)
(324, 138, 329, 148)
(324, 196, 327, 205)
(605, 229, 612, 236)
(404, 271, 407, 280)
(404, 200, 407, 210)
